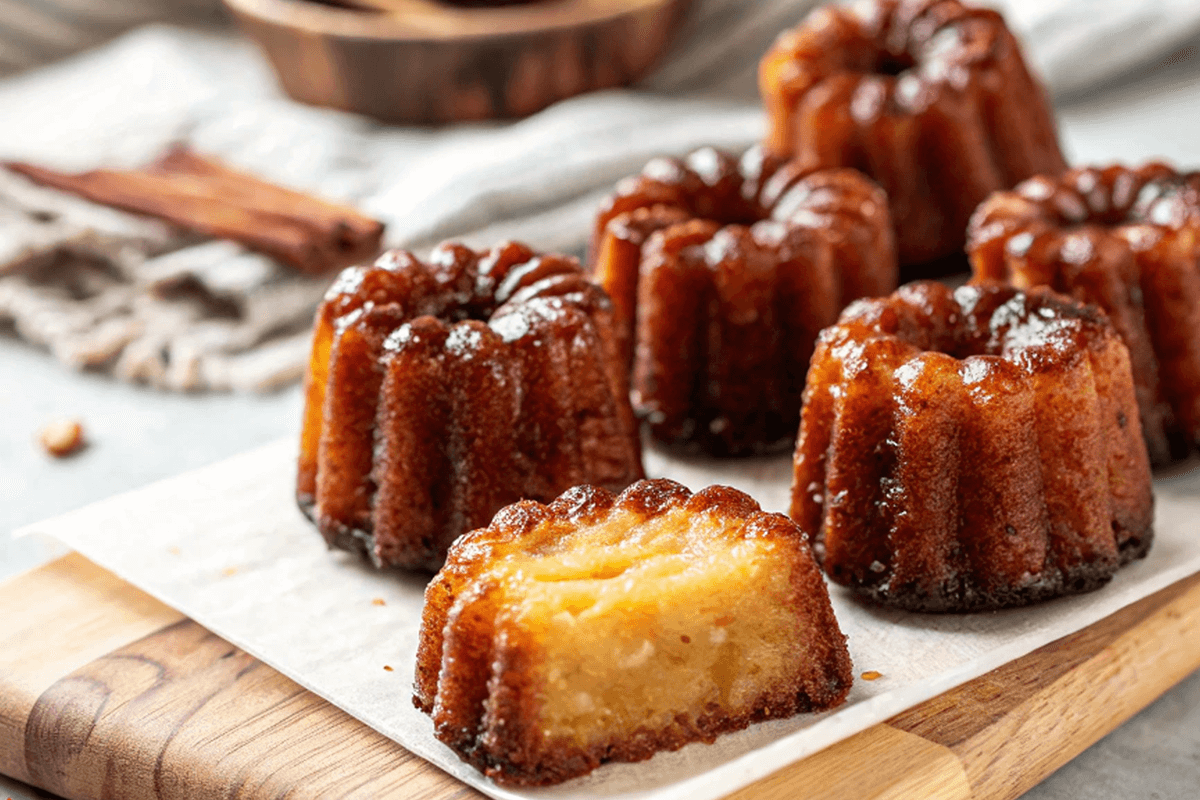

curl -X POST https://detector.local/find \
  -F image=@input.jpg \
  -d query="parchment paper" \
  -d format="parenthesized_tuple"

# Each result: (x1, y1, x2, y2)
(16, 440, 1200, 800)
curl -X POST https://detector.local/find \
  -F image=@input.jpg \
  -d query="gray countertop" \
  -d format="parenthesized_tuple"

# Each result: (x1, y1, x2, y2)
(5, 36, 1200, 800)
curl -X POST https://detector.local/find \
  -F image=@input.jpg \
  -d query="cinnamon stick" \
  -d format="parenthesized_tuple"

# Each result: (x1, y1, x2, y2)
(150, 147, 382, 249)
(5, 151, 384, 276)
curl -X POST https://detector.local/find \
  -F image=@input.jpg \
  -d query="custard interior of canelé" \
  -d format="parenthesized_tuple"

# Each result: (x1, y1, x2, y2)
(489, 506, 810, 747)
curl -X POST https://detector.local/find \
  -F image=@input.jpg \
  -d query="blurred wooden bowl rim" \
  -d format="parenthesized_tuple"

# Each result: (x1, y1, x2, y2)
(224, 0, 683, 40)
(223, 0, 692, 123)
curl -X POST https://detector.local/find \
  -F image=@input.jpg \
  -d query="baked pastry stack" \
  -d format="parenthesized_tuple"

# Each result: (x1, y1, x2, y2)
(414, 479, 853, 786)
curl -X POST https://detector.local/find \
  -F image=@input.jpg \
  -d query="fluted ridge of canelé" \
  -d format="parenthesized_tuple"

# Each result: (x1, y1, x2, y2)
(969, 163, 1200, 465)
(759, 0, 1066, 269)
(297, 241, 643, 571)
(791, 281, 1154, 612)
(590, 144, 896, 456)
(414, 478, 853, 786)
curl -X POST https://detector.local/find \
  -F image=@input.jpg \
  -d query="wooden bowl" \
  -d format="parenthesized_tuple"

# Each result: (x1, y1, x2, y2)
(222, 0, 692, 124)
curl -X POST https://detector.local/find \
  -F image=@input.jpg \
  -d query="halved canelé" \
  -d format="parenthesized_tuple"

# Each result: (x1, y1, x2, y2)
(297, 241, 643, 571)
(791, 281, 1154, 612)
(414, 479, 853, 786)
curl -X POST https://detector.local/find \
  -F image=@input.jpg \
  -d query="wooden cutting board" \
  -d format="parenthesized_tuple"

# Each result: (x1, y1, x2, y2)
(3, 553, 1200, 800)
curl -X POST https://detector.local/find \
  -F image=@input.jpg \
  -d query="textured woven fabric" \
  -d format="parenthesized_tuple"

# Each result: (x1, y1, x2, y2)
(0, 0, 222, 75)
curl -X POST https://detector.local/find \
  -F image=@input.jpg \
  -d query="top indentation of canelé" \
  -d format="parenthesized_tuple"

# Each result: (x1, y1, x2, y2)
(836, 282, 1109, 368)
(327, 241, 600, 334)
(630, 149, 767, 227)
(599, 146, 886, 236)
(779, 2, 1007, 106)
(873, 51, 916, 77)
(1005, 166, 1200, 229)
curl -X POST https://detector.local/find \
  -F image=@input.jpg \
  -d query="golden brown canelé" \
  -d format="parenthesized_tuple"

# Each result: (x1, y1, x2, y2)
(297, 241, 644, 571)
(760, 0, 1067, 270)
(791, 281, 1154, 612)
(591, 145, 896, 456)
(969, 164, 1200, 465)
(414, 479, 853, 786)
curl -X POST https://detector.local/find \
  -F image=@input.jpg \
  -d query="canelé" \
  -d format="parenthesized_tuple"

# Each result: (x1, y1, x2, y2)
(791, 281, 1154, 612)
(969, 163, 1200, 464)
(760, 0, 1066, 270)
(591, 145, 896, 455)
(297, 241, 643, 571)
(415, 479, 853, 785)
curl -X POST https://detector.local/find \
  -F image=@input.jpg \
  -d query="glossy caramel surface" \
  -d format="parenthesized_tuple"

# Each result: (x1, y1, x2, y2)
(592, 144, 896, 456)
(792, 281, 1154, 612)
(969, 163, 1200, 463)
(760, 0, 1066, 268)
(298, 241, 643, 571)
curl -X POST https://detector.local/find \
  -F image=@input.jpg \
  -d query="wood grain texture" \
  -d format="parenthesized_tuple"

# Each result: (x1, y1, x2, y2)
(1, 555, 1199, 800)
(724, 725, 972, 800)
(929, 570, 1200, 800)
(23, 618, 479, 800)
(222, 0, 691, 123)
(0, 553, 182, 786)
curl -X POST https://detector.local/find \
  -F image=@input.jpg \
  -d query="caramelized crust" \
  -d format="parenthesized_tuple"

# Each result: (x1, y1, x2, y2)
(791, 281, 1154, 612)
(297, 241, 644, 570)
(414, 479, 853, 786)
(591, 145, 896, 456)
(760, 0, 1066, 270)
(968, 163, 1200, 464)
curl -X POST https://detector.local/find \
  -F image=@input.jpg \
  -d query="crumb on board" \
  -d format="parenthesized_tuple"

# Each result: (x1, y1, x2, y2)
(383, 665, 394, 672)
(372, 598, 386, 606)
(38, 418, 85, 457)
(861, 670, 883, 681)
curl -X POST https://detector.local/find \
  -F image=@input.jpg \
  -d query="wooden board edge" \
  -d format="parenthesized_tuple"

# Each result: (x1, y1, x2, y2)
(723, 724, 973, 800)
(0, 553, 184, 784)
(727, 571, 1200, 800)
(956, 572, 1200, 799)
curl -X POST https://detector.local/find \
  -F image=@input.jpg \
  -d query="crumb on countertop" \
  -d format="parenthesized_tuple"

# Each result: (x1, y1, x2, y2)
(39, 418, 85, 457)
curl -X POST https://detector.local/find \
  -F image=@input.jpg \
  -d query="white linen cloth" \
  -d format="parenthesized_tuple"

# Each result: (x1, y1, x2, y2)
(1, 0, 1199, 391)
(0, 0, 222, 75)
